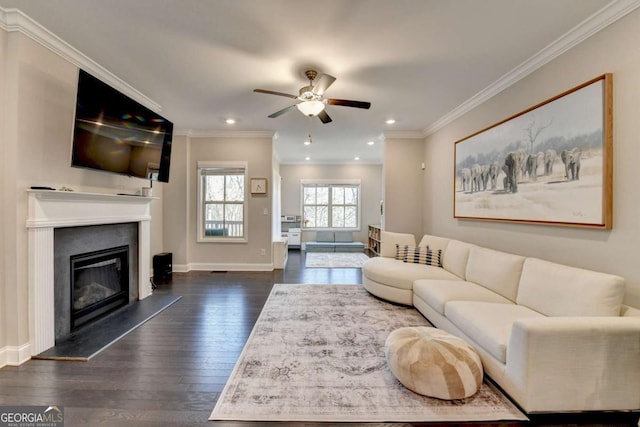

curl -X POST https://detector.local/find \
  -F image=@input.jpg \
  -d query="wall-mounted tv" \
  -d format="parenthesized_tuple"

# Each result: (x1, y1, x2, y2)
(71, 69, 173, 182)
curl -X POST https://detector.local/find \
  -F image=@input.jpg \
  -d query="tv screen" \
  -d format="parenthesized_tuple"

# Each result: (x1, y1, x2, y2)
(71, 69, 173, 182)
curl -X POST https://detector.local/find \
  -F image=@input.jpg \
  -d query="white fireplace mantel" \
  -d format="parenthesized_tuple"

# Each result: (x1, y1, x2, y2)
(26, 190, 156, 355)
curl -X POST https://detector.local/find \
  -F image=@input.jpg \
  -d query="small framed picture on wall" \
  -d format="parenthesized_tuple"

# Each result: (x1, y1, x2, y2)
(250, 178, 268, 195)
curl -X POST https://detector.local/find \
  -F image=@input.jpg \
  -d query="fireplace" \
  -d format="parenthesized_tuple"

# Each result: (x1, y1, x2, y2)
(27, 190, 154, 357)
(71, 246, 129, 329)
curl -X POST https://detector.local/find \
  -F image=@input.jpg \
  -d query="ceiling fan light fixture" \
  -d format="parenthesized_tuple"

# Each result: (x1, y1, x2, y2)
(296, 100, 325, 117)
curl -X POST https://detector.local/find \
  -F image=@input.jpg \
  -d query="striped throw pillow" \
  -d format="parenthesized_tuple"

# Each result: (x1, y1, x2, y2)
(395, 244, 410, 260)
(403, 246, 442, 267)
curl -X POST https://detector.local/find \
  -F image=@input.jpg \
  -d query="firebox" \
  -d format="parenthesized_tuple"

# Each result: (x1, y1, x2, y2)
(70, 245, 129, 329)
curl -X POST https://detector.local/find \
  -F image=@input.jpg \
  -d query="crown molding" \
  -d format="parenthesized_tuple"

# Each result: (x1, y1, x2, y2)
(175, 129, 275, 139)
(424, 0, 640, 137)
(383, 130, 426, 140)
(0, 7, 162, 113)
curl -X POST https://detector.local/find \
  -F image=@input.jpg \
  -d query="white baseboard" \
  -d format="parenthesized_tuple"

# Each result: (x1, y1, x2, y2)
(172, 264, 189, 273)
(173, 263, 274, 272)
(172, 263, 275, 273)
(188, 263, 274, 272)
(0, 343, 32, 368)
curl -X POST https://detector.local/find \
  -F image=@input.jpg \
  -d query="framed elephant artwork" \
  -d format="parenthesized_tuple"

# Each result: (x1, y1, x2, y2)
(453, 74, 612, 229)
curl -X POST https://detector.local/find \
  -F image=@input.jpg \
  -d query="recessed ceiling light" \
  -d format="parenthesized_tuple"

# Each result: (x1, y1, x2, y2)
(385, 119, 396, 125)
(305, 156, 311, 161)
(303, 140, 311, 146)
(367, 141, 375, 146)
(225, 118, 236, 124)
(354, 156, 360, 161)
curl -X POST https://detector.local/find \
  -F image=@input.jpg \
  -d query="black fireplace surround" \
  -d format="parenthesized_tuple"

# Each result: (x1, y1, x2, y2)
(54, 223, 139, 341)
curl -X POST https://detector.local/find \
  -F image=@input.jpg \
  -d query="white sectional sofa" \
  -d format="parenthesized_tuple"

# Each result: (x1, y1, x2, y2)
(362, 231, 640, 415)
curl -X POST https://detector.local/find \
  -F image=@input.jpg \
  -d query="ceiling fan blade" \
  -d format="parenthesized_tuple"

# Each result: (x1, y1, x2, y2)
(312, 73, 336, 96)
(254, 89, 298, 99)
(317, 110, 332, 124)
(327, 98, 371, 109)
(268, 104, 297, 118)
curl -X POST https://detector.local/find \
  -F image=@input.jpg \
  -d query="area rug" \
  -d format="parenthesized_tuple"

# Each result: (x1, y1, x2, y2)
(209, 284, 527, 422)
(305, 252, 370, 268)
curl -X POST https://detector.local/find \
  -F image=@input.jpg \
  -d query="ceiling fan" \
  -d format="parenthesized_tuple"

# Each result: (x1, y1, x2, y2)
(254, 70, 371, 124)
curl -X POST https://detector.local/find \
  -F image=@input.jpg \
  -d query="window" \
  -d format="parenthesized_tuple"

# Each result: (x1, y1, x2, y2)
(197, 162, 247, 242)
(301, 180, 360, 230)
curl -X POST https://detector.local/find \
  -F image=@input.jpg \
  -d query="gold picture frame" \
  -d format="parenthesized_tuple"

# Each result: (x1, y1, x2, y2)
(250, 178, 268, 195)
(453, 74, 613, 229)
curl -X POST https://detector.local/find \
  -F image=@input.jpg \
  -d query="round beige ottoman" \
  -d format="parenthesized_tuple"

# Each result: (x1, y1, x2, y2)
(385, 326, 483, 399)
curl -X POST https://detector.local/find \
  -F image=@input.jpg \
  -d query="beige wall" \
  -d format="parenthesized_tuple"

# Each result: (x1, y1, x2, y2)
(0, 22, 7, 354)
(423, 9, 640, 308)
(1, 31, 165, 357)
(163, 135, 189, 267)
(280, 163, 382, 244)
(163, 135, 274, 271)
(384, 138, 425, 238)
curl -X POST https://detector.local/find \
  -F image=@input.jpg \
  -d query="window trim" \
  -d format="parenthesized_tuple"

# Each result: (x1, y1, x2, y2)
(300, 179, 361, 231)
(197, 161, 248, 243)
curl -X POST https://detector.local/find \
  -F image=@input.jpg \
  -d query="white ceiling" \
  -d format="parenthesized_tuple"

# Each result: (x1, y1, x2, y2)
(0, 0, 621, 164)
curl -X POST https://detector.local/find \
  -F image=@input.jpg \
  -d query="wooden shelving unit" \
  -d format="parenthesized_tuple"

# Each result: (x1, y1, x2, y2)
(368, 225, 382, 256)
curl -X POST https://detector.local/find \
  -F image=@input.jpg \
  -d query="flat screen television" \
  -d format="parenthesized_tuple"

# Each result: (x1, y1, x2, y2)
(71, 69, 173, 182)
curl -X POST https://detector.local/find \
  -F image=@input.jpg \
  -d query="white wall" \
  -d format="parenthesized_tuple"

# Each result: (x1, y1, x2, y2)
(163, 135, 274, 271)
(0, 30, 165, 361)
(280, 163, 382, 244)
(423, 8, 640, 309)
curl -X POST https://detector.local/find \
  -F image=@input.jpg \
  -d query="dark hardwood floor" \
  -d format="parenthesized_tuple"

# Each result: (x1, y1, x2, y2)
(1, 251, 637, 426)
(0, 250, 365, 426)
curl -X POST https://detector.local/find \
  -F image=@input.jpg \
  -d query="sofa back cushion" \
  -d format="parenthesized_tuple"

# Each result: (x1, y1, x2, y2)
(334, 231, 353, 242)
(380, 231, 416, 258)
(441, 240, 474, 280)
(418, 234, 450, 252)
(465, 246, 525, 302)
(316, 231, 335, 242)
(517, 258, 625, 317)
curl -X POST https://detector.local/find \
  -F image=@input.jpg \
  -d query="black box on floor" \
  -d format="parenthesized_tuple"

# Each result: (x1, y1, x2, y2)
(153, 252, 172, 282)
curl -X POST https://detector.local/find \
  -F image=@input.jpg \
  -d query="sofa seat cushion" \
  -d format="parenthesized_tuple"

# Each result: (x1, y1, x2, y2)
(362, 257, 459, 291)
(413, 279, 513, 316)
(446, 301, 544, 363)
(333, 242, 365, 252)
(305, 242, 335, 252)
